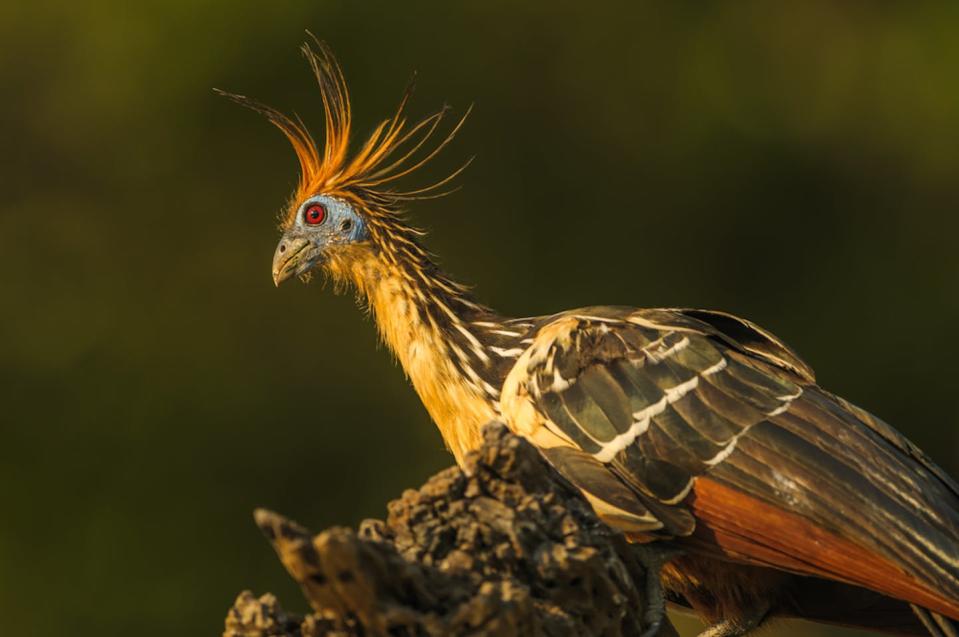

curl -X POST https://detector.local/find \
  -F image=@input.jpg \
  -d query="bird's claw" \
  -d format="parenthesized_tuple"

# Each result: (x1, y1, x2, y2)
(633, 543, 683, 637)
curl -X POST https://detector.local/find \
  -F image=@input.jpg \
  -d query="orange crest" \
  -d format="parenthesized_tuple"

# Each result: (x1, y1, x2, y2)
(216, 36, 471, 228)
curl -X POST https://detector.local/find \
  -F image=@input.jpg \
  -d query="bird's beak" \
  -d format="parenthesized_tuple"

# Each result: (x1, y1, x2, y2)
(272, 235, 313, 287)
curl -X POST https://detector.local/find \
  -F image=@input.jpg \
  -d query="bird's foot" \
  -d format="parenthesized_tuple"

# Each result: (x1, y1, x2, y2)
(633, 543, 684, 637)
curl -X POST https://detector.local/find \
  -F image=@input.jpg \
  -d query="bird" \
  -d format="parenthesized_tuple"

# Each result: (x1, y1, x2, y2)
(219, 39, 959, 637)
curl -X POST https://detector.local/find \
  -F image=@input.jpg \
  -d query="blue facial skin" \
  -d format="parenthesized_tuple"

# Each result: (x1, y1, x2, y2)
(293, 195, 369, 244)
(271, 194, 369, 285)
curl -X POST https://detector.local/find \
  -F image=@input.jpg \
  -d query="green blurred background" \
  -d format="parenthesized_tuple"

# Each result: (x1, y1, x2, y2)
(2, 2, 958, 635)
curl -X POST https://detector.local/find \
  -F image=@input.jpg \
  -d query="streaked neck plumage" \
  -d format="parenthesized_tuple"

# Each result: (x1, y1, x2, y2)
(328, 238, 525, 465)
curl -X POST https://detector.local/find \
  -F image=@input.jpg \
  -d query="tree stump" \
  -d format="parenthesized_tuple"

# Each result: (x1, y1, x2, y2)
(224, 424, 679, 637)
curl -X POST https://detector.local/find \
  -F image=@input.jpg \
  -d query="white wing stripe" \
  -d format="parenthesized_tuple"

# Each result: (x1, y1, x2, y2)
(702, 358, 728, 376)
(644, 335, 690, 364)
(593, 377, 700, 463)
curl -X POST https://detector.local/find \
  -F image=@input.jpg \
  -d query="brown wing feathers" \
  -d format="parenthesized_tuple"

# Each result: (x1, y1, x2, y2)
(731, 391, 959, 599)
(508, 306, 959, 619)
(525, 310, 794, 541)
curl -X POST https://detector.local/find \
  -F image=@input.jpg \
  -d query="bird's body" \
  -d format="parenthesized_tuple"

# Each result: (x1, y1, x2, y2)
(223, 41, 959, 636)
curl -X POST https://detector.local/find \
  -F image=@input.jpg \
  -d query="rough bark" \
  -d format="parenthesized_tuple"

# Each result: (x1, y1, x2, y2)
(223, 424, 678, 637)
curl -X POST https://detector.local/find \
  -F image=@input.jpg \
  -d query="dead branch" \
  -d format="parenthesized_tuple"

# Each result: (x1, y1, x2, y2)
(223, 424, 678, 637)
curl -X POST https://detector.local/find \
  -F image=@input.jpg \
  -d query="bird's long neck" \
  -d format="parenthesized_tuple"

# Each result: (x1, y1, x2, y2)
(329, 241, 523, 465)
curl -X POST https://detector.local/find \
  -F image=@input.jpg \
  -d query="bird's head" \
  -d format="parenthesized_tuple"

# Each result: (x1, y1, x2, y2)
(270, 193, 370, 286)
(217, 38, 470, 288)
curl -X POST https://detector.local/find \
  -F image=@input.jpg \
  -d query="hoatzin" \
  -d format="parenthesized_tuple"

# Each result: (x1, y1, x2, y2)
(220, 40, 959, 636)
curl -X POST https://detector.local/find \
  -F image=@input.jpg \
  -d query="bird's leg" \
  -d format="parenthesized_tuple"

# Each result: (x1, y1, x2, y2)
(632, 544, 683, 637)
(696, 602, 771, 637)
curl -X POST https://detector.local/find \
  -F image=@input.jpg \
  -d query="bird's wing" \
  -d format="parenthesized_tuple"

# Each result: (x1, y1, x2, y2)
(499, 306, 959, 619)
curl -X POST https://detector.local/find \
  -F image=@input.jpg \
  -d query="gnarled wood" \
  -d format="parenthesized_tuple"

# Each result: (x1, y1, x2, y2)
(224, 424, 678, 637)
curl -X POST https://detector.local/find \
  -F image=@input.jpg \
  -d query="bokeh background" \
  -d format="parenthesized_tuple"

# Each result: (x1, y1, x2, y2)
(2, 2, 959, 635)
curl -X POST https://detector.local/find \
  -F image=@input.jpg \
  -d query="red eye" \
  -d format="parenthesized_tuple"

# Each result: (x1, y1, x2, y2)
(304, 204, 326, 225)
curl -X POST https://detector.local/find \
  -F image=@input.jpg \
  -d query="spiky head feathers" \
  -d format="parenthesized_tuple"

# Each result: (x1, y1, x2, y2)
(216, 37, 470, 232)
